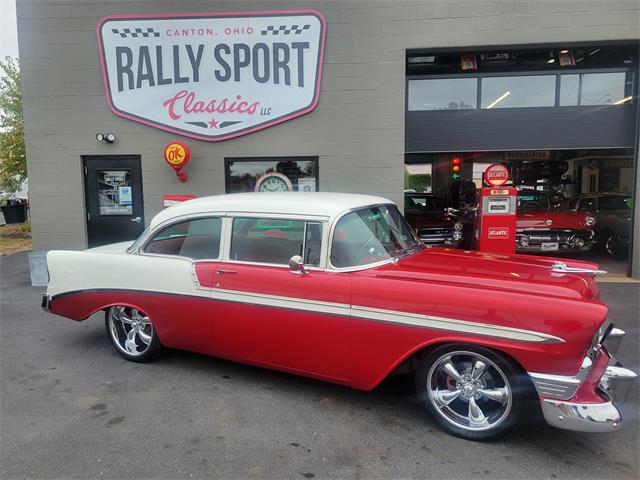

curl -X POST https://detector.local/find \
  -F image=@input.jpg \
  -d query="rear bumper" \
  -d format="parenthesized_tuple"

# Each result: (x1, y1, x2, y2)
(530, 325, 637, 433)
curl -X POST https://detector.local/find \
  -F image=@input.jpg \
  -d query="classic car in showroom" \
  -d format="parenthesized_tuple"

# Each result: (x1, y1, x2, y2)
(43, 193, 636, 441)
(404, 192, 463, 246)
(569, 193, 632, 258)
(516, 189, 597, 253)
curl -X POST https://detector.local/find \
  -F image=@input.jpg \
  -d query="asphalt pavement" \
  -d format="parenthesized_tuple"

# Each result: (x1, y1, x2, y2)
(1, 251, 638, 480)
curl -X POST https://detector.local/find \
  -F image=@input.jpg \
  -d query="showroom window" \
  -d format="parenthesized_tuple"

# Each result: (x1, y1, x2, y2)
(408, 78, 478, 110)
(143, 217, 222, 260)
(481, 75, 556, 108)
(560, 72, 633, 106)
(225, 157, 319, 193)
(230, 217, 322, 266)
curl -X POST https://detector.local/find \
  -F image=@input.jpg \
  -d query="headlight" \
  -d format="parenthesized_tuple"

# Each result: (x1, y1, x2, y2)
(584, 215, 596, 227)
(454, 222, 463, 231)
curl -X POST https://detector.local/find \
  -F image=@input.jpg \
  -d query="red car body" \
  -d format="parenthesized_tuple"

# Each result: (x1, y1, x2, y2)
(43, 193, 635, 439)
(516, 190, 596, 253)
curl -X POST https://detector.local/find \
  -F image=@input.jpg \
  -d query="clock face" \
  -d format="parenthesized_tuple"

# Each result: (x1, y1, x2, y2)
(255, 173, 293, 192)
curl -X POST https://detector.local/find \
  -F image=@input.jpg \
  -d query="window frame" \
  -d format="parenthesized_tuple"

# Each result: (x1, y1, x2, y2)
(224, 156, 320, 194)
(405, 67, 635, 112)
(138, 214, 225, 261)
(227, 216, 324, 268)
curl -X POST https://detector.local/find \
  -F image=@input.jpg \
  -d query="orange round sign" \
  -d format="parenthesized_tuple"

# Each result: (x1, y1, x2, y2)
(163, 142, 190, 170)
(483, 163, 510, 187)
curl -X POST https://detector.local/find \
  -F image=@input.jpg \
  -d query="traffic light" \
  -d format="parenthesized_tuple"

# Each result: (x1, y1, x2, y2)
(451, 156, 462, 181)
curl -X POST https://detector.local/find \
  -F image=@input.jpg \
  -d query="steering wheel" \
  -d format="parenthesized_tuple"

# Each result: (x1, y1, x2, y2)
(356, 235, 386, 262)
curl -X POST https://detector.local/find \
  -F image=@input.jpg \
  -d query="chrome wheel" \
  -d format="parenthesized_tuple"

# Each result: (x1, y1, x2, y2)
(108, 306, 153, 357)
(427, 351, 513, 432)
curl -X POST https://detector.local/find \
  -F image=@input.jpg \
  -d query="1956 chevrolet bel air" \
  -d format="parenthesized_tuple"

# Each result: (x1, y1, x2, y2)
(43, 193, 636, 441)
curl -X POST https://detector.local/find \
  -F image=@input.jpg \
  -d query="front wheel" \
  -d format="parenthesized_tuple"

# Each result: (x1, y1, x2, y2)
(105, 305, 163, 362)
(415, 344, 530, 441)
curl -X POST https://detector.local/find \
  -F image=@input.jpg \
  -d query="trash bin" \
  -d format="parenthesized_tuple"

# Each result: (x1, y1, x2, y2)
(1, 204, 27, 224)
(28, 251, 49, 287)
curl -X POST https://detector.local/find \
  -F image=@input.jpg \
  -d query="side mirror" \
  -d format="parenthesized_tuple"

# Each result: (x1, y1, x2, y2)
(288, 255, 307, 275)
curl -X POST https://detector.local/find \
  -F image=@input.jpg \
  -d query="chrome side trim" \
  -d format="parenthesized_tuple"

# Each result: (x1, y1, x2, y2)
(529, 373, 581, 401)
(540, 398, 622, 433)
(209, 288, 564, 344)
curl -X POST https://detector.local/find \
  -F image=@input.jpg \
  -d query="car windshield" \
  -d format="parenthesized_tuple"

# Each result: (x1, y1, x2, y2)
(330, 205, 422, 268)
(599, 195, 631, 211)
(517, 192, 550, 211)
(406, 195, 442, 212)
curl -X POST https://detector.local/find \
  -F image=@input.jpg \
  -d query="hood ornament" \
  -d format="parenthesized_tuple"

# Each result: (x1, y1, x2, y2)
(545, 219, 553, 226)
(551, 261, 607, 275)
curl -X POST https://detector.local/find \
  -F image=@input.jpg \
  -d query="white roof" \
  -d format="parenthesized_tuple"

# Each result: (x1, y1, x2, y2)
(150, 192, 394, 228)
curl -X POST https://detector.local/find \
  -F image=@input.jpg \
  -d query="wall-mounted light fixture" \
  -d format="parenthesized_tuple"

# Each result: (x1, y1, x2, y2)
(96, 133, 116, 144)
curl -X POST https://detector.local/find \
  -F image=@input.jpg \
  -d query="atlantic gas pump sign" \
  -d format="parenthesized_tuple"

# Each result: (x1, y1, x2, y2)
(97, 11, 326, 141)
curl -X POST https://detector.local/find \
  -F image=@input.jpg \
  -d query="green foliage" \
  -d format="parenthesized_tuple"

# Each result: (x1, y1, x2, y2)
(404, 166, 431, 192)
(16, 221, 31, 233)
(0, 57, 26, 193)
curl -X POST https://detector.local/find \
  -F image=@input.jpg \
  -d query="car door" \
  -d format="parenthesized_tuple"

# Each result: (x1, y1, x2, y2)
(209, 216, 351, 383)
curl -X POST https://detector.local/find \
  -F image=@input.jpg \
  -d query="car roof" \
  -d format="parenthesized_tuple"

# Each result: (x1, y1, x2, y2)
(150, 192, 395, 228)
(405, 192, 435, 197)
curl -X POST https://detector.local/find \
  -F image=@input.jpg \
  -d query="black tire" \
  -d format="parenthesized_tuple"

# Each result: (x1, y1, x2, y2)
(104, 305, 163, 363)
(415, 343, 533, 441)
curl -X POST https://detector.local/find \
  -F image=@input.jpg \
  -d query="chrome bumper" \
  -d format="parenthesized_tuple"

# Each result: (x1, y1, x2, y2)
(531, 325, 637, 433)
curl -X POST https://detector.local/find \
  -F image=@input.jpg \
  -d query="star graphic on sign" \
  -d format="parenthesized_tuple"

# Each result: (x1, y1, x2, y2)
(208, 117, 219, 129)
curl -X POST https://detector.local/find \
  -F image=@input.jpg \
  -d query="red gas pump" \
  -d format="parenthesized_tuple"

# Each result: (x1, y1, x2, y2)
(473, 164, 517, 255)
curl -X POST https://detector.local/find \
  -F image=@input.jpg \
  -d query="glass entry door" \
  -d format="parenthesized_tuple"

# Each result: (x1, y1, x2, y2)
(83, 155, 144, 248)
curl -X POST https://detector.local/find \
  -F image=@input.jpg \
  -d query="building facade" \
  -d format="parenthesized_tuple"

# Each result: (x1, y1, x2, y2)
(17, 1, 640, 277)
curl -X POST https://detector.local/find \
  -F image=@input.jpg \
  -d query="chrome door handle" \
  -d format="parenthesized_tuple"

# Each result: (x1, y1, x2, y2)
(130, 216, 141, 222)
(216, 269, 237, 275)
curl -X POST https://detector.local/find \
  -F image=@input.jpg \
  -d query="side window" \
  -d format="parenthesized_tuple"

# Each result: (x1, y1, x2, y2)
(144, 218, 221, 260)
(230, 218, 322, 266)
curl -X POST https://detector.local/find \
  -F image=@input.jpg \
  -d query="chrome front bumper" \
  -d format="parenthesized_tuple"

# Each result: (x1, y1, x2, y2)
(531, 325, 637, 433)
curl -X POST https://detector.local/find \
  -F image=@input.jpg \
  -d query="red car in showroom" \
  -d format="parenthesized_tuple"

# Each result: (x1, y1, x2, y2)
(516, 189, 596, 253)
(43, 193, 635, 441)
(404, 192, 463, 246)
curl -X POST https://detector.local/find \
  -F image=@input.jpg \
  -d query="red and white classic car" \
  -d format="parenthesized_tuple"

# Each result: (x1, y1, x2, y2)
(43, 193, 636, 441)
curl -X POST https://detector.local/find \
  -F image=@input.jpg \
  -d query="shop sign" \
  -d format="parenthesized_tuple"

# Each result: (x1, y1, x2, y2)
(484, 163, 510, 187)
(97, 11, 326, 141)
(164, 142, 191, 170)
(487, 227, 510, 239)
(503, 151, 551, 161)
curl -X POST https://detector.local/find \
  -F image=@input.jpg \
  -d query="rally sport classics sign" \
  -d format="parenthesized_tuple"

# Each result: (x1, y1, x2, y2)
(97, 11, 326, 141)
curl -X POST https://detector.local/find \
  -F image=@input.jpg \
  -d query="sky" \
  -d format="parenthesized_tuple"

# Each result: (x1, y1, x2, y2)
(1, 0, 19, 58)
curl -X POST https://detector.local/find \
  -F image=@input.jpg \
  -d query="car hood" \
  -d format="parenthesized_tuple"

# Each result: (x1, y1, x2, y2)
(370, 247, 601, 301)
(85, 241, 134, 254)
(517, 211, 590, 230)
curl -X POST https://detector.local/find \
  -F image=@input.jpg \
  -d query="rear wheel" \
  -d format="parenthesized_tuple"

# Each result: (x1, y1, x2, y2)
(105, 305, 162, 362)
(415, 344, 529, 441)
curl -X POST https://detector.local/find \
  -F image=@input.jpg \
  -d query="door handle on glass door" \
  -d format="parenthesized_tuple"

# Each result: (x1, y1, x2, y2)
(130, 217, 141, 222)
(216, 269, 237, 275)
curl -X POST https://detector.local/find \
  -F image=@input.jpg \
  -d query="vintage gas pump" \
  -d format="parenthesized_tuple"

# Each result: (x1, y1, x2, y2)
(473, 164, 517, 255)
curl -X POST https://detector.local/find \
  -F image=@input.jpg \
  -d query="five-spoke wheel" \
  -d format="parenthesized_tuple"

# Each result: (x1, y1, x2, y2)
(105, 305, 162, 362)
(416, 344, 529, 441)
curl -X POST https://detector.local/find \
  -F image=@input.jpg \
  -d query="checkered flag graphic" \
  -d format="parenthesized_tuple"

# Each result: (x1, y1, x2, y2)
(111, 28, 160, 38)
(261, 24, 311, 35)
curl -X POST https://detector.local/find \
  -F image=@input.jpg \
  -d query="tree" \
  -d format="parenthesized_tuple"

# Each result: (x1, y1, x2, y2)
(0, 57, 26, 193)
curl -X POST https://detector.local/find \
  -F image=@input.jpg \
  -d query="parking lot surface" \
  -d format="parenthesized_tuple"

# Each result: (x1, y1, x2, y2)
(1, 251, 638, 479)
